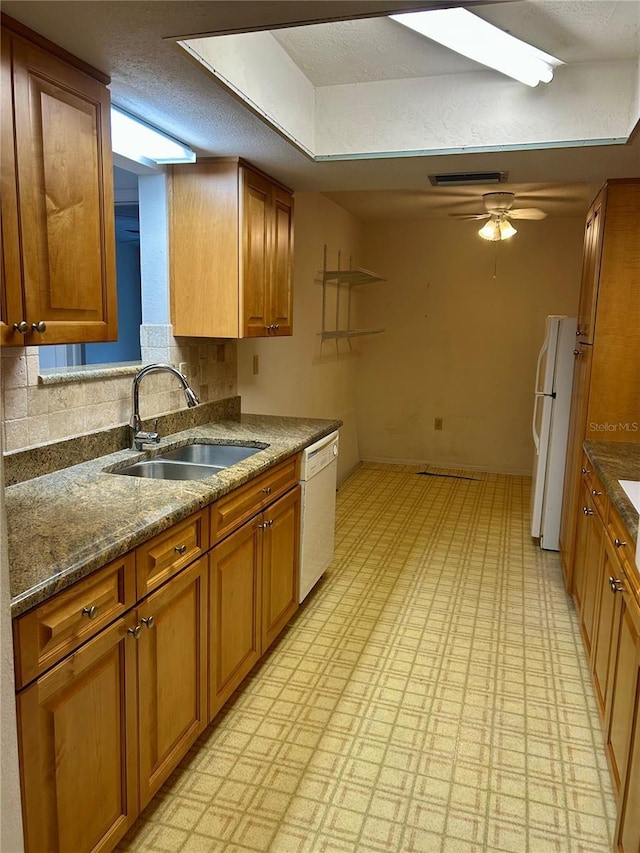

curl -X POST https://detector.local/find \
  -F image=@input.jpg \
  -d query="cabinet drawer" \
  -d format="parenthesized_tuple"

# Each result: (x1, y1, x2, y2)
(211, 455, 299, 544)
(13, 553, 136, 689)
(582, 457, 608, 522)
(136, 510, 209, 599)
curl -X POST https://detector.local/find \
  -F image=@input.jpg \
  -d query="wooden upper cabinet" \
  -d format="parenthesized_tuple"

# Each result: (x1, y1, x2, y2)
(0, 16, 117, 347)
(169, 158, 294, 338)
(576, 188, 605, 344)
(586, 179, 640, 442)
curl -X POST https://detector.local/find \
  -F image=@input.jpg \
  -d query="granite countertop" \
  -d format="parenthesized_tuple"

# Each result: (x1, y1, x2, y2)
(6, 413, 341, 618)
(583, 440, 640, 543)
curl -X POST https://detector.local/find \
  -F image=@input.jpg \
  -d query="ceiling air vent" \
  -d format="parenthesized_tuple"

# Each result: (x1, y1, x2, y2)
(428, 171, 508, 187)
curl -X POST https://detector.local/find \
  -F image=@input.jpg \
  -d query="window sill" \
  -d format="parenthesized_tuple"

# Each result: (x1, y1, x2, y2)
(38, 361, 143, 386)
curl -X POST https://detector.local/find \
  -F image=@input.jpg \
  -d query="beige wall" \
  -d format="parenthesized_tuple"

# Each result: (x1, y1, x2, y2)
(237, 193, 364, 483)
(355, 216, 585, 474)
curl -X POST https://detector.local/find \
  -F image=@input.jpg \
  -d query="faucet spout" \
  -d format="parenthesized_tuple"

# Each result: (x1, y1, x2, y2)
(130, 363, 200, 450)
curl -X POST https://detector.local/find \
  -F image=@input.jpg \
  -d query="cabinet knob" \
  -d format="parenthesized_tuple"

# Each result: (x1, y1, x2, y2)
(257, 519, 274, 529)
(609, 576, 624, 594)
(581, 468, 591, 475)
(127, 625, 141, 639)
(614, 538, 627, 549)
(82, 605, 97, 619)
(141, 616, 155, 629)
(262, 487, 272, 495)
(583, 506, 594, 516)
(174, 544, 187, 555)
(591, 489, 602, 496)
(12, 321, 29, 334)
(576, 329, 585, 337)
(573, 349, 583, 357)
(31, 321, 47, 333)
(273, 324, 280, 331)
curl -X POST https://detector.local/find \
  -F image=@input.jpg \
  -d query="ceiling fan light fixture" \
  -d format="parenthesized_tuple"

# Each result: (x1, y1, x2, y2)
(478, 216, 517, 241)
(389, 9, 562, 87)
(499, 218, 517, 239)
(478, 219, 501, 241)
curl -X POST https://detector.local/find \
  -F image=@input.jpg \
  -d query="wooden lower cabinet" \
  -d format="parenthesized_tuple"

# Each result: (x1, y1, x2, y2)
(17, 613, 139, 853)
(209, 485, 300, 718)
(572, 477, 640, 851)
(16, 560, 208, 852)
(209, 520, 262, 719)
(137, 558, 208, 808)
(574, 484, 603, 656)
(261, 485, 300, 653)
(15, 457, 303, 853)
(591, 539, 620, 717)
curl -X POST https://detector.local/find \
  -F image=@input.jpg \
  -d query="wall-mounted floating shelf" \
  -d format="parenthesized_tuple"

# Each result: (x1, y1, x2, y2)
(319, 247, 386, 342)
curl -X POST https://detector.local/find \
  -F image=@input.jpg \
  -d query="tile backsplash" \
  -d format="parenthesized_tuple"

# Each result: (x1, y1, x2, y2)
(1, 325, 237, 452)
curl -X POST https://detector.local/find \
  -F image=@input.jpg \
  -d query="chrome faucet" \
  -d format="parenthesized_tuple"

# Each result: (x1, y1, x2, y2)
(130, 363, 200, 450)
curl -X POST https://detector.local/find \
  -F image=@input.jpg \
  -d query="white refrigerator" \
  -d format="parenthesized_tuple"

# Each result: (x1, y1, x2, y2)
(531, 315, 577, 550)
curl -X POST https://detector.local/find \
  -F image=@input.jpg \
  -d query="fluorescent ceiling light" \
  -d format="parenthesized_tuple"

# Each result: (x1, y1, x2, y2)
(111, 106, 196, 164)
(390, 9, 563, 87)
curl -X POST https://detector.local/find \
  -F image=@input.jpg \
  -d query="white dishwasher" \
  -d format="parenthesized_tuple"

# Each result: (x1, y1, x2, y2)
(299, 430, 339, 602)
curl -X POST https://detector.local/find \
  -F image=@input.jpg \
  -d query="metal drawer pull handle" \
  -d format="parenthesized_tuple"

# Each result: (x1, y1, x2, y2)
(591, 489, 602, 496)
(127, 625, 141, 639)
(174, 544, 187, 555)
(82, 605, 97, 619)
(614, 538, 627, 548)
(141, 616, 155, 629)
(583, 507, 594, 516)
(31, 321, 47, 333)
(262, 487, 272, 495)
(609, 577, 624, 594)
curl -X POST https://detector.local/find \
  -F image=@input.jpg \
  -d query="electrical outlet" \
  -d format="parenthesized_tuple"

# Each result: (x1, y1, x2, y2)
(252, 355, 259, 375)
(178, 362, 188, 378)
(435, 417, 443, 431)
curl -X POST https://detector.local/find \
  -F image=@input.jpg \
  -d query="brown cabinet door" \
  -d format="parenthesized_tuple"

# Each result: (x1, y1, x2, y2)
(261, 486, 300, 653)
(9, 31, 117, 345)
(574, 485, 603, 657)
(241, 166, 271, 337)
(559, 343, 593, 591)
(576, 190, 605, 343)
(605, 582, 640, 797)
(0, 28, 26, 346)
(209, 518, 262, 720)
(137, 558, 208, 808)
(618, 705, 640, 852)
(270, 186, 294, 336)
(17, 614, 139, 853)
(591, 540, 620, 718)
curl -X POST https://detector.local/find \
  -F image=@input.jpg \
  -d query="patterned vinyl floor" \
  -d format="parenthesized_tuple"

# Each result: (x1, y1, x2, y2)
(119, 462, 616, 852)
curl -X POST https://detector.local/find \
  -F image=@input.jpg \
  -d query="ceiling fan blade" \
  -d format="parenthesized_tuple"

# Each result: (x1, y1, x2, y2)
(448, 212, 490, 220)
(509, 208, 547, 220)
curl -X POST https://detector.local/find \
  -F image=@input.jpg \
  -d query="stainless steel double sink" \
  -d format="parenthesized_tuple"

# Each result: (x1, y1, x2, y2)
(112, 443, 266, 481)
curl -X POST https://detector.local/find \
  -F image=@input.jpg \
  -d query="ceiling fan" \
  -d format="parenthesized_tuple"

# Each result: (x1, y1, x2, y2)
(450, 191, 547, 240)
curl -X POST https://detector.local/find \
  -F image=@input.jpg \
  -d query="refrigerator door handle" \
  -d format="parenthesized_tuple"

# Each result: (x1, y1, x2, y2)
(532, 336, 549, 452)
(532, 394, 541, 452)
(534, 336, 549, 394)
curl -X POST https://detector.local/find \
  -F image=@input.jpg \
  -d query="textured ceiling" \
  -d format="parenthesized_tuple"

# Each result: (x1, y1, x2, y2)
(272, 2, 640, 87)
(2, 0, 639, 219)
